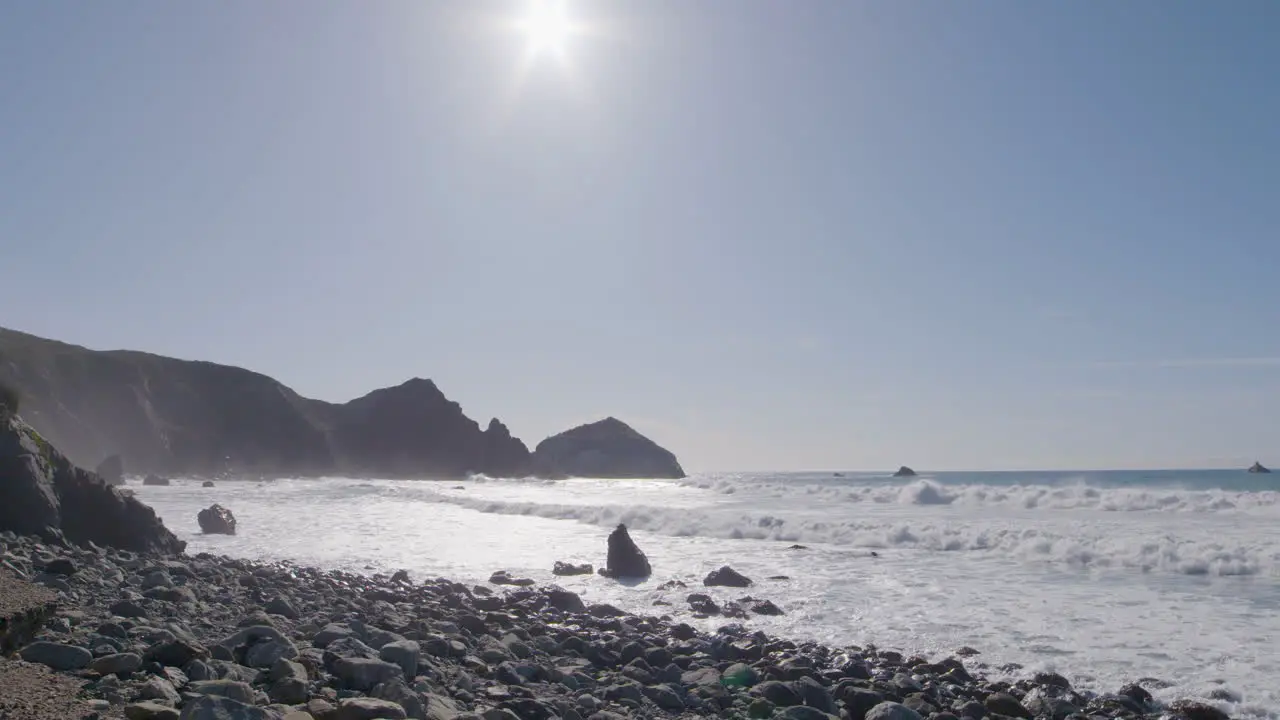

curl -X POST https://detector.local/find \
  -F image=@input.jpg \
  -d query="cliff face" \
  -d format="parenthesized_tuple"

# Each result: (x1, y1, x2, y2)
(532, 417, 685, 479)
(0, 328, 686, 481)
(0, 328, 529, 479)
(0, 413, 185, 554)
(320, 379, 531, 478)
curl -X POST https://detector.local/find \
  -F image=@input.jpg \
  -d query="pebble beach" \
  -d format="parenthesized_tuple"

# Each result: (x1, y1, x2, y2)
(0, 530, 1229, 720)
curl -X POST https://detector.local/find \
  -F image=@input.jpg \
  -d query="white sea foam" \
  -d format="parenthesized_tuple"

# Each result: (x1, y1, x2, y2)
(131, 472, 1280, 719)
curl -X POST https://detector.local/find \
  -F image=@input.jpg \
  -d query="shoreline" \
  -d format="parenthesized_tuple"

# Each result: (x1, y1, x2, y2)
(0, 530, 1237, 720)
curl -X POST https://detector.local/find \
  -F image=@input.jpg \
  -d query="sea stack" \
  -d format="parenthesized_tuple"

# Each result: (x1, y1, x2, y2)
(893, 466, 917, 477)
(1248, 461, 1271, 474)
(599, 523, 652, 578)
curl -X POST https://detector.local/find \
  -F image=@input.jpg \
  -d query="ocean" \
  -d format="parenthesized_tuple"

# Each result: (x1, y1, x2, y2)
(132, 469, 1280, 718)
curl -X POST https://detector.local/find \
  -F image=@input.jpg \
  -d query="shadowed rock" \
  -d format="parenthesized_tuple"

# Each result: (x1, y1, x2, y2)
(198, 504, 236, 535)
(0, 414, 185, 554)
(893, 466, 917, 477)
(552, 561, 593, 576)
(704, 566, 753, 587)
(598, 524, 651, 579)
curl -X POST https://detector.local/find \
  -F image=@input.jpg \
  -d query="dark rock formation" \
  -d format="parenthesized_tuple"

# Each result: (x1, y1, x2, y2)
(751, 599, 784, 615)
(552, 561, 593, 576)
(94, 455, 124, 486)
(687, 593, 719, 615)
(893, 466, 917, 477)
(598, 524, 651, 579)
(1248, 461, 1270, 474)
(531, 417, 684, 479)
(704, 566, 753, 588)
(197, 504, 236, 535)
(0, 414, 185, 554)
(0, 327, 533, 479)
(326, 380, 530, 478)
(488, 571, 534, 587)
(202, 480, 215, 487)
(142, 474, 170, 486)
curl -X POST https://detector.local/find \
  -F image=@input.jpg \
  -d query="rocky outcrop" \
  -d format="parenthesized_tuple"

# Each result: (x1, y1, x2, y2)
(324, 379, 531, 478)
(142, 474, 169, 486)
(532, 417, 684, 479)
(0, 414, 185, 554)
(1248, 462, 1270, 474)
(704, 566, 753, 588)
(94, 455, 124, 486)
(599, 523, 651, 579)
(198, 504, 236, 535)
(893, 466, 917, 477)
(553, 561, 593, 576)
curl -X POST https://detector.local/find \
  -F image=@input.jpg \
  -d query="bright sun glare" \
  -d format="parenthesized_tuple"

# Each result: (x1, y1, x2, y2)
(519, 0, 574, 57)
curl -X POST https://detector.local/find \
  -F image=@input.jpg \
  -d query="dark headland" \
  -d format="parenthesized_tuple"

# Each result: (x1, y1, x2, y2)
(0, 327, 683, 481)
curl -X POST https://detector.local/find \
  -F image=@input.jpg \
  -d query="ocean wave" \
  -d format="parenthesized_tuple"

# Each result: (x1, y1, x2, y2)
(413, 489, 1280, 577)
(681, 476, 1280, 514)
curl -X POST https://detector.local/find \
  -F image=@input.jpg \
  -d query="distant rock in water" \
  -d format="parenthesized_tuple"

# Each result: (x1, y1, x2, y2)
(95, 455, 124, 486)
(197, 504, 236, 535)
(1248, 462, 1271, 474)
(532, 417, 684, 479)
(893, 466, 917, 477)
(143, 474, 170, 486)
(202, 480, 215, 487)
(0, 413, 185, 554)
(599, 523, 651, 579)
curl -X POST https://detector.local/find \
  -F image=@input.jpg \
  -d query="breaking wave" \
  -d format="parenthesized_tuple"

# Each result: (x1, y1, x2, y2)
(680, 476, 1280, 514)
(413, 486, 1280, 577)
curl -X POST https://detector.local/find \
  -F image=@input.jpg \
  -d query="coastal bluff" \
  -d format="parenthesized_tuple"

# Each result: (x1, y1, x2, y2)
(0, 327, 682, 480)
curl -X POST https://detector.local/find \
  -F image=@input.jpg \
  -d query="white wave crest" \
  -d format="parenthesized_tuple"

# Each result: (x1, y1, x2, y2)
(413, 487, 1280, 577)
(681, 476, 1280, 514)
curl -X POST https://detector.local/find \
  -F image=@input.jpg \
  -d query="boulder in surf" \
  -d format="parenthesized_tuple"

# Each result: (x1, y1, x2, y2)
(598, 523, 651, 579)
(197, 504, 236, 535)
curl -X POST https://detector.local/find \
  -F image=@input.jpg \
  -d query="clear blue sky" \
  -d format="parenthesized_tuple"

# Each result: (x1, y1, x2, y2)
(3, 1, 1279, 472)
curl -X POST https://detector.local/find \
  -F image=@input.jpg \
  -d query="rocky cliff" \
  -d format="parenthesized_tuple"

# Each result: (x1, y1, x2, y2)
(0, 328, 526, 479)
(0, 328, 685, 481)
(0, 413, 185, 554)
(532, 417, 685, 479)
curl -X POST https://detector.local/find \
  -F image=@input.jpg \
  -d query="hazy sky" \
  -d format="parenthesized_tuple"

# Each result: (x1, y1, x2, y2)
(3, 2, 1279, 472)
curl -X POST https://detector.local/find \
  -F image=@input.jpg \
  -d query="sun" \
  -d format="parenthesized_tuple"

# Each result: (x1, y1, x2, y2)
(518, 0, 575, 57)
